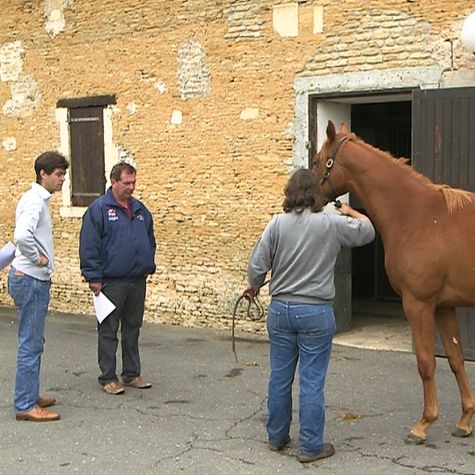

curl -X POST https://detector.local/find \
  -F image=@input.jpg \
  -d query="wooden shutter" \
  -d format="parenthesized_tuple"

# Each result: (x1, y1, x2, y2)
(69, 106, 106, 207)
(413, 87, 475, 190)
(413, 87, 475, 360)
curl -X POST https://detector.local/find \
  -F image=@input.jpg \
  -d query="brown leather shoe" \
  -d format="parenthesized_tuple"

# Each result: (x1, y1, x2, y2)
(16, 405, 60, 422)
(269, 436, 291, 452)
(37, 396, 56, 408)
(103, 381, 125, 395)
(298, 443, 335, 463)
(123, 376, 152, 389)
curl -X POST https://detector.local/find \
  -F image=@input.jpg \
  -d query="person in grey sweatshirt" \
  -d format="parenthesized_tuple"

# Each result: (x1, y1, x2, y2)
(8, 151, 69, 422)
(246, 168, 375, 463)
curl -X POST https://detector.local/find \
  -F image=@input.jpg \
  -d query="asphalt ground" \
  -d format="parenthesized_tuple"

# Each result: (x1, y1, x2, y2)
(0, 306, 474, 475)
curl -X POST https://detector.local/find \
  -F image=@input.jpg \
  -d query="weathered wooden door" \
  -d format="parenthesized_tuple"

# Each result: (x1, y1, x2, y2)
(69, 106, 106, 207)
(412, 87, 475, 360)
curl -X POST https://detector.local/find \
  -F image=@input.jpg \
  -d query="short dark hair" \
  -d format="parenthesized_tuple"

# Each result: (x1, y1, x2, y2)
(34, 151, 69, 183)
(110, 162, 136, 181)
(282, 168, 325, 213)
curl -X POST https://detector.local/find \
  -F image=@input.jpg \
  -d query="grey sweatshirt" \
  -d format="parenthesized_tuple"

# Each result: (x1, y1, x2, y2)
(12, 183, 54, 281)
(247, 208, 375, 303)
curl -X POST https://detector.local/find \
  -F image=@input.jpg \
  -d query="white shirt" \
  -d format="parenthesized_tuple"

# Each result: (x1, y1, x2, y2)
(12, 182, 54, 281)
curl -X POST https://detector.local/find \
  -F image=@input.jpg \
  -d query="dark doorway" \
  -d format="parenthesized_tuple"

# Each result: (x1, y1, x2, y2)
(350, 101, 411, 323)
(308, 89, 475, 358)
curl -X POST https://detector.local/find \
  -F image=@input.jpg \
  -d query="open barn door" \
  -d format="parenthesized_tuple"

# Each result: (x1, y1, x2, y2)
(309, 98, 352, 332)
(413, 87, 475, 360)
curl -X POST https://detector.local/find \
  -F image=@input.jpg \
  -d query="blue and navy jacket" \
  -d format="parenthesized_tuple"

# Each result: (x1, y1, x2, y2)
(79, 188, 156, 282)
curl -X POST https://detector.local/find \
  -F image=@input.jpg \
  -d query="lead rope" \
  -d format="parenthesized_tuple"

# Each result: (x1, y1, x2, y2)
(232, 280, 269, 363)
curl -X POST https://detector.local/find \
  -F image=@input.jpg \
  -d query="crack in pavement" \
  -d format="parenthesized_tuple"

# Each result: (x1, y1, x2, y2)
(339, 439, 474, 474)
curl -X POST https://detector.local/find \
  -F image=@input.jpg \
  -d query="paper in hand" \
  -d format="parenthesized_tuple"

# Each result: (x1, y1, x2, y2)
(92, 291, 116, 323)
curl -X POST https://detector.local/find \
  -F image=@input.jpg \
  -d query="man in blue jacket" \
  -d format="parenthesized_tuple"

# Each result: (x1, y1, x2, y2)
(79, 162, 156, 395)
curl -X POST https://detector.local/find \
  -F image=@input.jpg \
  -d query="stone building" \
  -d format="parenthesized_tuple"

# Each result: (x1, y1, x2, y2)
(0, 1, 474, 338)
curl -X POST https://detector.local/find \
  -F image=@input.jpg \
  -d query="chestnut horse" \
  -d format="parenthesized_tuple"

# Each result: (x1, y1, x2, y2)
(313, 120, 475, 444)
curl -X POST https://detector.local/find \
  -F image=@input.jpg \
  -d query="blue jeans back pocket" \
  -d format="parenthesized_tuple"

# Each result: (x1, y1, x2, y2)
(267, 301, 285, 332)
(8, 269, 28, 307)
(295, 305, 335, 336)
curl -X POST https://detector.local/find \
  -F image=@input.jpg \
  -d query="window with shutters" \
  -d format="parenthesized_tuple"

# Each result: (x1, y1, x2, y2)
(55, 95, 117, 217)
(68, 106, 105, 207)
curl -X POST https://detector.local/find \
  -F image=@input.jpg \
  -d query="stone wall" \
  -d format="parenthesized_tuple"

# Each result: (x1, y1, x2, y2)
(0, 1, 473, 333)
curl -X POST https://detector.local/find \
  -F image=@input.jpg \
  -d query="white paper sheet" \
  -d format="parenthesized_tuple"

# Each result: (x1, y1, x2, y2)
(0, 242, 16, 271)
(92, 291, 116, 323)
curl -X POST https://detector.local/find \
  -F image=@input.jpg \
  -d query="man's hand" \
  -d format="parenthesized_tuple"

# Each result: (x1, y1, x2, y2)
(337, 203, 369, 220)
(89, 282, 102, 296)
(337, 202, 354, 216)
(39, 254, 48, 267)
(243, 286, 260, 301)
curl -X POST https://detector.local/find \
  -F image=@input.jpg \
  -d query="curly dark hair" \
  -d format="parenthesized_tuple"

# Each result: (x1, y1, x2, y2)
(282, 168, 325, 213)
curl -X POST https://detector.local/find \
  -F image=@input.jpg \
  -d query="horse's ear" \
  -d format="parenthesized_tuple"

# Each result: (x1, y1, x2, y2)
(326, 120, 336, 142)
(340, 122, 350, 134)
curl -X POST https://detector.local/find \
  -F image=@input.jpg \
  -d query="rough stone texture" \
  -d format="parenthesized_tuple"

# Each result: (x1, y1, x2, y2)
(116, 144, 135, 167)
(177, 39, 211, 100)
(0, 1, 473, 334)
(44, 0, 74, 37)
(0, 40, 42, 117)
(3, 73, 42, 117)
(224, 1, 266, 39)
(0, 41, 24, 82)
(2, 137, 16, 151)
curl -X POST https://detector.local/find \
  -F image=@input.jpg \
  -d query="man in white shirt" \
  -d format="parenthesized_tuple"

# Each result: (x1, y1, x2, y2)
(8, 151, 68, 422)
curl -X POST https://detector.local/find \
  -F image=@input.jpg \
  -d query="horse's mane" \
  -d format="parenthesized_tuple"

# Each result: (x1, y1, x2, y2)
(351, 135, 473, 214)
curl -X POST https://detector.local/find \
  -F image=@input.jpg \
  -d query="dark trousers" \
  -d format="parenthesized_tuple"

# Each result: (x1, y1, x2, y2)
(98, 277, 146, 385)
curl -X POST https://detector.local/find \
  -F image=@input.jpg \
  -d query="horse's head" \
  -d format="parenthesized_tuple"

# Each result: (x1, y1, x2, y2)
(312, 120, 352, 203)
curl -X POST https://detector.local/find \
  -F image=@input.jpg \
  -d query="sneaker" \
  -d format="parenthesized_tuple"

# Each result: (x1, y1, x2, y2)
(123, 376, 152, 389)
(269, 436, 291, 452)
(103, 381, 125, 395)
(298, 443, 335, 463)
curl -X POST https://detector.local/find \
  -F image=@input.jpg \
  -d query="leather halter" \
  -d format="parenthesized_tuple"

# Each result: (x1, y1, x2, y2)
(319, 134, 351, 198)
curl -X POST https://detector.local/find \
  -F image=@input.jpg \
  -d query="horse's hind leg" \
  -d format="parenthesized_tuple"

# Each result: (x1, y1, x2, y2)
(403, 297, 439, 444)
(435, 307, 475, 438)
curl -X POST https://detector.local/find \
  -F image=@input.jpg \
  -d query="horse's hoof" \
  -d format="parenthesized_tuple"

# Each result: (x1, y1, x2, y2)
(404, 432, 426, 445)
(452, 427, 473, 438)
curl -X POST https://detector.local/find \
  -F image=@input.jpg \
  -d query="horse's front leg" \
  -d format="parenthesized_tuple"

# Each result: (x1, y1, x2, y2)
(435, 307, 475, 438)
(403, 296, 438, 444)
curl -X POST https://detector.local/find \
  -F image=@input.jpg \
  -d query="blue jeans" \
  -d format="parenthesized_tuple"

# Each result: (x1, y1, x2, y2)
(8, 268, 51, 413)
(266, 299, 335, 456)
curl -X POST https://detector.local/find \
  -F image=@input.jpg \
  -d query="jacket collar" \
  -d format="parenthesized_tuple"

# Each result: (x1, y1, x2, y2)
(103, 187, 141, 213)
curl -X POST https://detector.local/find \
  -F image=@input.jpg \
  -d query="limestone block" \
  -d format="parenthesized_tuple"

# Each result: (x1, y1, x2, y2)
(273, 3, 298, 37)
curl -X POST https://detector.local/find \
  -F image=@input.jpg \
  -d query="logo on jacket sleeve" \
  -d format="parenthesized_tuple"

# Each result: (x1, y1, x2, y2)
(107, 208, 119, 221)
